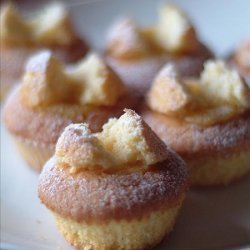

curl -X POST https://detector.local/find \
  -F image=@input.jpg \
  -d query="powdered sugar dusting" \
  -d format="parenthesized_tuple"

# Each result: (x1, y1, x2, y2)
(55, 123, 91, 154)
(157, 63, 179, 79)
(25, 50, 53, 73)
(142, 108, 250, 155)
(107, 18, 148, 52)
(106, 18, 151, 58)
(38, 151, 187, 222)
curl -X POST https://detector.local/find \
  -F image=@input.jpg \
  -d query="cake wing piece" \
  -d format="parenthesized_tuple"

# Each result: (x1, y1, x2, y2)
(98, 109, 169, 166)
(156, 4, 199, 53)
(20, 50, 75, 107)
(55, 123, 115, 169)
(19, 50, 125, 108)
(68, 53, 124, 106)
(0, 3, 33, 44)
(0, 2, 76, 46)
(147, 60, 250, 126)
(31, 2, 75, 46)
(106, 18, 152, 59)
(200, 60, 250, 108)
(55, 109, 169, 170)
(147, 64, 191, 115)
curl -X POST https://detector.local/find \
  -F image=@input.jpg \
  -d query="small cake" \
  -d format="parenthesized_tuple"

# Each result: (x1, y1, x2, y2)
(141, 60, 250, 186)
(38, 109, 188, 250)
(105, 4, 213, 95)
(0, 2, 89, 100)
(3, 50, 136, 171)
(229, 38, 250, 87)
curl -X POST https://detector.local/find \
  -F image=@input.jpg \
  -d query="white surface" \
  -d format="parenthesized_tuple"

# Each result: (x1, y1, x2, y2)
(1, 0, 250, 249)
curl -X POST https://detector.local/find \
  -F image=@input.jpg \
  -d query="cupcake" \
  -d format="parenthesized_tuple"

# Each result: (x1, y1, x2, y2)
(3, 50, 136, 171)
(38, 109, 188, 250)
(105, 4, 213, 95)
(229, 38, 250, 87)
(141, 60, 250, 186)
(0, 2, 89, 100)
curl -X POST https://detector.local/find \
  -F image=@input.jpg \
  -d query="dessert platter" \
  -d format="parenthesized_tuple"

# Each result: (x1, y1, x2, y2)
(1, 0, 250, 249)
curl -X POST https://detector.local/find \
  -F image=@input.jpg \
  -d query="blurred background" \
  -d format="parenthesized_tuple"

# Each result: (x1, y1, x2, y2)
(3, 0, 250, 56)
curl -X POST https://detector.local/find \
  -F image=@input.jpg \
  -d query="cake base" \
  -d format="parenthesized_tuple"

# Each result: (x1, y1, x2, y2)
(53, 196, 185, 250)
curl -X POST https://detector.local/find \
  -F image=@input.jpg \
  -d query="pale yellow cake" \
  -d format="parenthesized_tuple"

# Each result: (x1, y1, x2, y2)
(142, 60, 250, 186)
(0, 2, 89, 100)
(38, 110, 188, 250)
(3, 51, 137, 171)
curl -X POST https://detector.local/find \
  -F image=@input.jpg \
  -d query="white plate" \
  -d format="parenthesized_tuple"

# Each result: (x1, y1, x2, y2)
(1, 0, 250, 249)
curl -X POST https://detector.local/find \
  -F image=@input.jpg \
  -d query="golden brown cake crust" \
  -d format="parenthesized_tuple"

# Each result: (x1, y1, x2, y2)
(3, 86, 137, 145)
(38, 151, 188, 223)
(141, 106, 250, 158)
